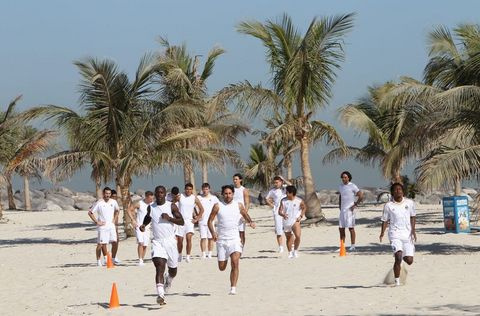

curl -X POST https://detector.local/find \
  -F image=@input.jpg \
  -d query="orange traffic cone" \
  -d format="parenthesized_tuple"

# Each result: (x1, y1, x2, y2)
(339, 239, 347, 257)
(106, 252, 114, 269)
(109, 282, 120, 309)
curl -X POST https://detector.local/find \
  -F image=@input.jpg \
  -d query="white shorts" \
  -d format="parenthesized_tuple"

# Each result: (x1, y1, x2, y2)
(175, 221, 195, 237)
(135, 227, 150, 246)
(238, 219, 246, 232)
(217, 238, 243, 261)
(199, 224, 212, 239)
(97, 224, 117, 244)
(151, 239, 179, 268)
(283, 220, 299, 233)
(339, 209, 355, 228)
(273, 211, 283, 235)
(390, 238, 415, 257)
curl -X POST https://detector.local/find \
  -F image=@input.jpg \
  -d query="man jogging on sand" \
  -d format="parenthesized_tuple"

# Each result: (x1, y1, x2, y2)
(338, 171, 363, 251)
(379, 182, 416, 286)
(278, 185, 306, 259)
(127, 191, 154, 266)
(208, 185, 255, 295)
(140, 186, 184, 305)
(266, 176, 287, 253)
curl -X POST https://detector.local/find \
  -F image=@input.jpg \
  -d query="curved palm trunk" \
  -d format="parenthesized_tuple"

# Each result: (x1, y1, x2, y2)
(119, 183, 135, 238)
(300, 137, 323, 219)
(391, 170, 402, 184)
(202, 161, 208, 184)
(6, 175, 16, 210)
(454, 177, 462, 196)
(183, 160, 196, 193)
(0, 190, 4, 219)
(23, 175, 31, 211)
(94, 174, 102, 199)
(285, 154, 293, 181)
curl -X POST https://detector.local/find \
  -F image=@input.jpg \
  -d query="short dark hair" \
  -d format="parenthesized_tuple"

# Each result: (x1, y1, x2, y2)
(154, 185, 166, 193)
(390, 182, 404, 194)
(221, 184, 235, 194)
(273, 176, 283, 182)
(171, 186, 179, 195)
(185, 183, 193, 189)
(341, 171, 352, 181)
(145, 191, 154, 197)
(111, 189, 117, 195)
(233, 173, 243, 184)
(103, 187, 112, 193)
(202, 183, 210, 189)
(286, 185, 297, 195)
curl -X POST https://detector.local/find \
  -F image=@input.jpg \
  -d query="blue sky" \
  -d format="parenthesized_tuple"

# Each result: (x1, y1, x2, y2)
(1, 0, 479, 192)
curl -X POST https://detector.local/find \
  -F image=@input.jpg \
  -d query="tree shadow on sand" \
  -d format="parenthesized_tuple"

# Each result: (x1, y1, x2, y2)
(33, 222, 94, 231)
(0, 237, 96, 248)
(376, 303, 480, 316)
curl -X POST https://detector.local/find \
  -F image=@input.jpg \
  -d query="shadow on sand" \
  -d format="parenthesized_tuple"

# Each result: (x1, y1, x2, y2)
(0, 237, 96, 248)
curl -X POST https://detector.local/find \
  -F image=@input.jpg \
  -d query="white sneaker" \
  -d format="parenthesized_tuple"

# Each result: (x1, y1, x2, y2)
(185, 255, 191, 263)
(395, 279, 401, 286)
(349, 246, 356, 252)
(137, 259, 145, 266)
(293, 250, 299, 258)
(113, 257, 121, 265)
(229, 287, 236, 295)
(278, 246, 284, 253)
(97, 260, 103, 266)
(288, 251, 294, 259)
(178, 255, 182, 263)
(207, 252, 212, 259)
(164, 275, 172, 293)
(201, 252, 207, 259)
(156, 295, 166, 305)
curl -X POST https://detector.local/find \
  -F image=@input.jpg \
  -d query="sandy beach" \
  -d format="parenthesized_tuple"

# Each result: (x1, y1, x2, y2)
(1, 203, 479, 316)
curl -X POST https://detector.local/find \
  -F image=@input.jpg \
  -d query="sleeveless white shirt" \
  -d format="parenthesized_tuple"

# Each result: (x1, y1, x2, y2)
(282, 197, 302, 227)
(179, 193, 196, 220)
(216, 200, 241, 240)
(198, 194, 220, 225)
(233, 185, 245, 206)
(150, 201, 175, 240)
(136, 200, 151, 224)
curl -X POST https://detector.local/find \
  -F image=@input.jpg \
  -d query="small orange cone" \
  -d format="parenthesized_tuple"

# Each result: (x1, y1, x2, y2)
(106, 252, 114, 269)
(109, 282, 120, 309)
(339, 239, 347, 257)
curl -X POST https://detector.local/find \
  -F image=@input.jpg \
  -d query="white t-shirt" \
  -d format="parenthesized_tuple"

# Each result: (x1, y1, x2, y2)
(233, 185, 246, 206)
(198, 194, 219, 225)
(339, 182, 360, 210)
(216, 200, 242, 240)
(381, 198, 416, 239)
(136, 200, 151, 225)
(91, 199, 119, 227)
(178, 193, 196, 220)
(266, 188, 286, 212)
(150, 201, 175, 240)
(281, 197, 303, 227)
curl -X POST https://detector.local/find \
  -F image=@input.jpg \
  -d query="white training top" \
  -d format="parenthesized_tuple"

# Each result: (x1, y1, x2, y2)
(233, 185, 246, 206)
(150, 201, 176, 241)
(136, 200, 151, 225)
(266, 187, 286, 212)
(216, 200, 242, 240)
(198, 194, 220, 225)
(178, 193, 196, 220)
(381, 198, 416, 239)
(91, 199, 119, 226)
(339, 182, 360, 210)
(281, 196, 303, 227)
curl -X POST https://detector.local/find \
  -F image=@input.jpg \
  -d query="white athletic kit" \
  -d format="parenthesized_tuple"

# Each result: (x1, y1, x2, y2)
(216, 200, 243, 261)
(338, 182, 360, 228)
(266, 187, 286, 235)
(175, 194, 196, 237)
(198, 194, 219, 239)
(281, 197, 303, 233)
(150, 201, 179, 268)
(381, 198, 416, 257)
(135, 200, 151, 246)
(91, 199, 119, 244)
(233, 185, 247, 232)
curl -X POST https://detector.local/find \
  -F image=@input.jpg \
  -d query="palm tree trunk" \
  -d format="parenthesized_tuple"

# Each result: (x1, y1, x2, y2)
(454, 177, 462, 196)
(119, 183, 135, 238)
(202, 161, 208, 184)
(392, 170, 402, 184)
(116, 184, 122, 198)
(285, 154, 293, 181)
(183, 160, 196, 193)
(300, 137, 323, 219)
(0, 189, 4, 219)
(23, 175, 31, 211)
(6, 175, 16, 210)
(189, 163, 196, 193)
(94, 175, 102, 199)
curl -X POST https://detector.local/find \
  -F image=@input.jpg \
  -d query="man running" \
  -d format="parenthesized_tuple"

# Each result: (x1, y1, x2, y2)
(338, 171, 364, 251)
(127, 191, 154, 266)
(266, 176, 286, 253)
(208, 185, 255, 295)
(140, 185, 184, 305)
(88, 187, 120, 266)
(278, 185, 306, 259)
(232, 173, 250, 246)
(379, 182, 416, 286)
(197, 183, 219, 259)
(176, 183, 204, 262)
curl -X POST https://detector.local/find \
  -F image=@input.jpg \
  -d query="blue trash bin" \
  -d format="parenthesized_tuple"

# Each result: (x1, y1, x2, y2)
(442, 196, 470, 233)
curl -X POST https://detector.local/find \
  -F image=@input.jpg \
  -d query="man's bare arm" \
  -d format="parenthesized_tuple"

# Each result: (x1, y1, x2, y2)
(208, 204, 219, 241)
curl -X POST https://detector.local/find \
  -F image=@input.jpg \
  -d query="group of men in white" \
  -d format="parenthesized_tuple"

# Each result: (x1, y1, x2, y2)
(87, 171, 417, 305)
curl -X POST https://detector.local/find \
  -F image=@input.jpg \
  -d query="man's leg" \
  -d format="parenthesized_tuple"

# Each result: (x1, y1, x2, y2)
(229, 252, 241, 294)
(112, 227, 119, 258)
(96, 244, 102, 260)
(292, 223, 301, 251)
(153, 257, 167, 305)
(176, 236, 183, 255)
(218, 260, 228, 271)
(339, 228, 346, 243)
(348, 227, 356, 250)
(393, 250, 403, 285)
(186, 232, 193, 262)
(239, 231, 245, 246)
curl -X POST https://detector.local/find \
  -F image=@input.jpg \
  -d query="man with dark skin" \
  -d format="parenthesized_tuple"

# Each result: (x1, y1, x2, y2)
(140, 186, 184, 305)
(208, 185, 255, 295)
(379, 183, 417, 286)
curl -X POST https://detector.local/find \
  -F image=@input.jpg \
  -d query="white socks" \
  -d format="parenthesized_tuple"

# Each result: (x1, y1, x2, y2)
(202, 252, 207, 259)
(208, 251, 212, 259)
(395, 277, 400, 286)
(97, 259, 102, 266)
(229, 287, 236, 295)
(186, 255, 191, 263)
(278, 246, 284, 253)
(156, 283, 165, 297)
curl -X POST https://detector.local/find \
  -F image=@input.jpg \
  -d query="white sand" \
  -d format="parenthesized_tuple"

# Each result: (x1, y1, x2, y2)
(1, 204, 480, 315)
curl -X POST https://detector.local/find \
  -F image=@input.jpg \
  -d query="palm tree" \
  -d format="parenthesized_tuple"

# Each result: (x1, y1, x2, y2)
(244, 143, 282, 190)
(221, 13, 354, 220)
